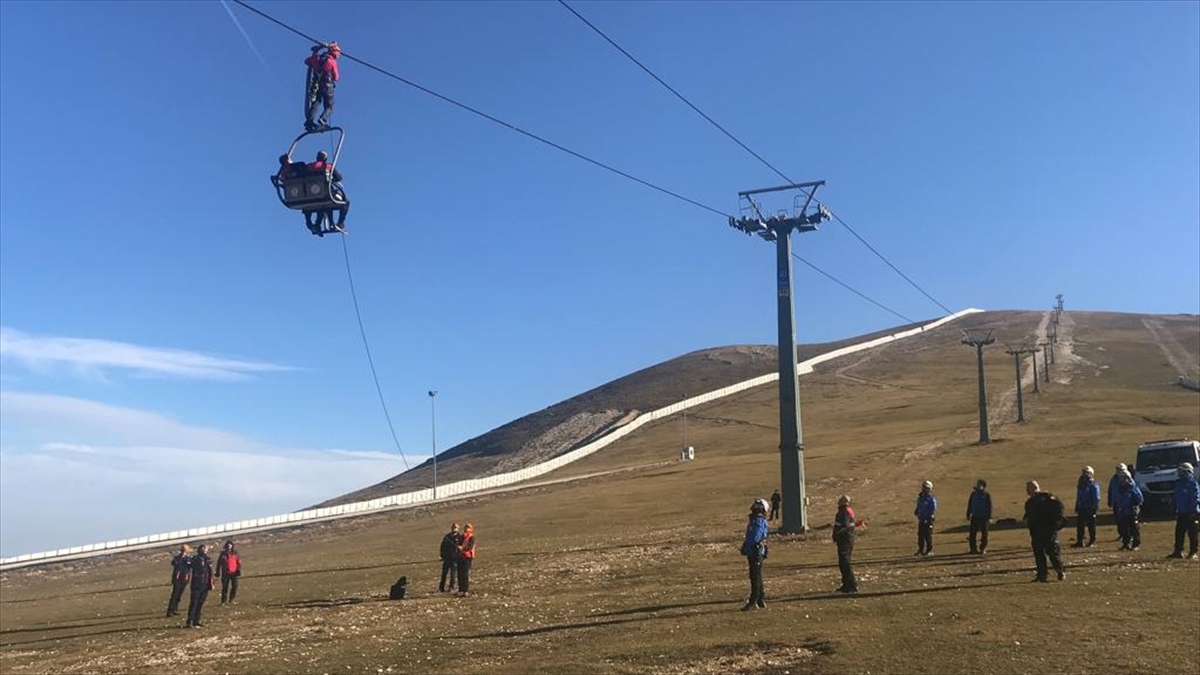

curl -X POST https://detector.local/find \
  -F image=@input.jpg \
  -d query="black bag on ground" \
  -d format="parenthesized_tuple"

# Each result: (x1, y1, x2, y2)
(389, 575, 408, 600)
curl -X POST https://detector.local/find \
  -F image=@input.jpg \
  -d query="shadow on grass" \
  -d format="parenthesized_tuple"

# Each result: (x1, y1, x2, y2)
(0, 624, 168, 648)
(250, 560, 432, 580)
(775, 548, 1030, 573)
(0, 582, 166, 605)
(0, 611, 161, 636)
(447, 614, 657, 640)
(270, 595, 391, 609)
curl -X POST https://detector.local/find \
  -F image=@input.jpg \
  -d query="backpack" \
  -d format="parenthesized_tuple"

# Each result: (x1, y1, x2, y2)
(1048, 494, 1066, 529)
(389, 575, 408, 600)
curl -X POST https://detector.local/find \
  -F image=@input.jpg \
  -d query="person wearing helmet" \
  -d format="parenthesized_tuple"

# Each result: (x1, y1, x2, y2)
(1114, 473, 1143, 551)
(966, 479, 992, 555)
(832, 495, 857, 593)
(1024, 481, 1067, 582)
(1073, 466, 1101, 548)
(1169, 462, 1199, 559)
(304, 42, 341, 132)
(1107, 464, 1130, 542)
(739, 500, 769, 610)
(914, 480, 937, 556)
(304, 150, 350, 236)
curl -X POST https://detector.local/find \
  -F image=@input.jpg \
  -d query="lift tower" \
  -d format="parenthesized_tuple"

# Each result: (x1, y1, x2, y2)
(728, 180, 830, 534)
(962, 330, 996, 444)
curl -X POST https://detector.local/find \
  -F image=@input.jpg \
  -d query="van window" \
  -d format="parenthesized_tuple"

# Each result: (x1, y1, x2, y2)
(1137, 444, 1198, 472)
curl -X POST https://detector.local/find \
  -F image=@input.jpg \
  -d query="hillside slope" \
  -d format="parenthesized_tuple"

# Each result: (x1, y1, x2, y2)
(318, 321, 927, 506)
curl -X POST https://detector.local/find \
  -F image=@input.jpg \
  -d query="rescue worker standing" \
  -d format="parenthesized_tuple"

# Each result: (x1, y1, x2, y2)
(966, 479, 992, 555)
(832, 495, 857, 593)
(186, 544, 215, 628)
(1108, 464, 1129, 541)
(740, 499, 769, 610)
(166, 544, 192, 618)
(439, 523, 462, 592)
(304, 42, 341, 131)
(1073, 466, 1101, 548)
(1024, 480, 1066, 582)
(456, 524, 476, 597)
(769, 489, 782, 521)
(1114, 473, 1144, 551)
(914, 480, 937, 556)
(216, 541, 242, 605)
(1169, 462, 1199, 559)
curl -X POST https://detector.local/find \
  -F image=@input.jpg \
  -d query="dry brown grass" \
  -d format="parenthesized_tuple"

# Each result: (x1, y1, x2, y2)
(2, 310, 1198, 675)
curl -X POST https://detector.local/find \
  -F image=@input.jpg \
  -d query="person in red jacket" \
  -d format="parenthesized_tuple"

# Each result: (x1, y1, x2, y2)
(456, 524, 476, 597)
(304, 42, 341, 132)
(216, 540, 242, 605)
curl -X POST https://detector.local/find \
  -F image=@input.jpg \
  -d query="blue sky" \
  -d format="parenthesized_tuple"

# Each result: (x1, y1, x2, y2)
(1, 1, 1197, 556)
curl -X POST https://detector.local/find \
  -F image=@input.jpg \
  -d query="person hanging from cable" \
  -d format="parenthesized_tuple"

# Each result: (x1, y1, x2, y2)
(303, 150, 349, 236)
(304, 42, 341, 132)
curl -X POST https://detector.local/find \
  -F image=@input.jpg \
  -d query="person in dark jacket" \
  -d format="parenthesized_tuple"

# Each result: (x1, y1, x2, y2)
(303, 150, 350, 236)
(966, 479, 992, 554)
(1114, 473, 1144, 551)
(1074, 466, 1102, 548)
(740, 499, 769, 610)
(1168, 462, 1199, 559)
(769, 489, 782, 521)
(832, 494, 857, 593)
(1108, 464, 1128, 541)
(304, 42, 340, 131)
(439, 523, 462, 592)
(166, 544, 192, 618)
(186, 544, 215, 628)
(914, 480, 937, 556)
(456, 524, 476, 597)
(1024, 481, 1066, 582)
(216, 540, 242, 605)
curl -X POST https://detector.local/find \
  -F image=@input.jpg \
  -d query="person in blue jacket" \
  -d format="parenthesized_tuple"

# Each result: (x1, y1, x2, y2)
(914, 480, 937, 556)
(1108, 464, 1128, 542)
(1169, 462, 1199, 559)
(966, 479, 992, 555)
(1073, 466, 1101, 548)
(739, 499, 769, 610)
(1114, 473, 1143, 551)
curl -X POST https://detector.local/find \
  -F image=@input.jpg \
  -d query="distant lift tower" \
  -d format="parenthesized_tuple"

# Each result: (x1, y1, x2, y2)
(728, 180, 831, 534)
(961, 330, 996, 444)
(1005, 346, 1034, 423)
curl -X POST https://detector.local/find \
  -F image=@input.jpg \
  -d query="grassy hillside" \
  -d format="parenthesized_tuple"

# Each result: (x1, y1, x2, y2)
(2, 310, 1197, 675)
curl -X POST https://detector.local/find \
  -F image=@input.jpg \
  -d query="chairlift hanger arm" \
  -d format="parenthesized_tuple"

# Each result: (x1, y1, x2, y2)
(737, 180, 825, 198)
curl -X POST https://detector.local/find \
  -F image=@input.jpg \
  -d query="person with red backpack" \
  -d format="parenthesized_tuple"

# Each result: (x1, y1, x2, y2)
(456, 524, 476, 597)
(165, 544, 192, 618)
(304, 42, 341, 132)
(832, 495, 858, 594)
(216, 541, 242, 605)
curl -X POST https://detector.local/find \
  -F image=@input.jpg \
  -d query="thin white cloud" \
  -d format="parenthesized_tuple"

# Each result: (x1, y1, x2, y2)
(0, 390, 415, 556)
(0, 327, 293, 381)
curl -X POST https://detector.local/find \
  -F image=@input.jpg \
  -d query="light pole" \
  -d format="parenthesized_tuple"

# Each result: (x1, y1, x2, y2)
(428, 390, 438, 499)
(729, 180, 830, 534)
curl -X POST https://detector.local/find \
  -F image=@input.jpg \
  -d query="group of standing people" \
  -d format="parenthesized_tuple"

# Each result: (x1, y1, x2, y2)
(438, 523, 477, 597)
(166, 541, 242, 628)
(738, 462, 1200, 607)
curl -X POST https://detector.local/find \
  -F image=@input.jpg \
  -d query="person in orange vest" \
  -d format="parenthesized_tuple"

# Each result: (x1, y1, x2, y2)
(216, 540, 242, 605)
(456, 524, 476, 597)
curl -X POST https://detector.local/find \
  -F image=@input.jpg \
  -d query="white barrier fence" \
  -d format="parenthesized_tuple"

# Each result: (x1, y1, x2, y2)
(0, 309, 981, 570)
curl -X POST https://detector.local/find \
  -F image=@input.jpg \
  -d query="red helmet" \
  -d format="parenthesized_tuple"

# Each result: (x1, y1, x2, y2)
(328, 41, 341, 56)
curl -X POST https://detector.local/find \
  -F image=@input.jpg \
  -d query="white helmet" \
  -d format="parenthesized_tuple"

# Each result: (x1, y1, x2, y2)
(1116, 463, 1127, 471)
(1083, 466, 1094, 475)
(922, 480, 933, 490)
(1180, 462, 1195, 475)
(838, 494, 851, 506)
(753, 498, 770, 514)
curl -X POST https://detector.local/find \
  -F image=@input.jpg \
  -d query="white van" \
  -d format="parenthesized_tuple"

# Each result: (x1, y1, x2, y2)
(1134, 438, 1200, 511)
